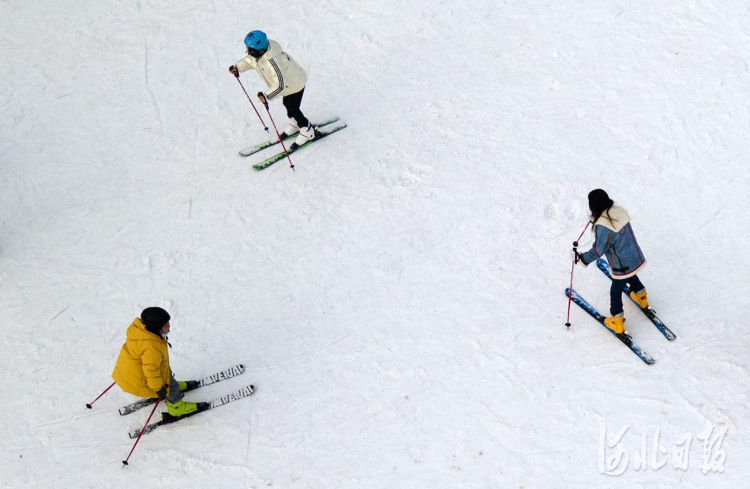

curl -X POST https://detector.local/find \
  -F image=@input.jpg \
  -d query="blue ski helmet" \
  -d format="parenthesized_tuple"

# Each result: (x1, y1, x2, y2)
(244, 30, 268, 55)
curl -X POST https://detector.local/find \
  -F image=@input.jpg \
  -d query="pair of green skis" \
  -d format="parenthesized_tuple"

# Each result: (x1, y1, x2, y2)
(239, 116, 347, 170)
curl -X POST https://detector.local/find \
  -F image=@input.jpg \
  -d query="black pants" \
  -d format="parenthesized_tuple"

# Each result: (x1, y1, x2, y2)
(609, 275, 645, 316)
(282, 88, 309, 128)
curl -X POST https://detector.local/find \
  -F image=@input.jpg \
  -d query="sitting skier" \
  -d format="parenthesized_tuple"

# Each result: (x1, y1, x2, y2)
(229, 30, 317, 149)
(112, 307, 206, 418)
(575, 189, 649, 334)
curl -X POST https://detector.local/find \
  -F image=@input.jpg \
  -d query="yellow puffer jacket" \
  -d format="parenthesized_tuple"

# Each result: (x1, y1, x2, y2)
(111, 318, 170, 398)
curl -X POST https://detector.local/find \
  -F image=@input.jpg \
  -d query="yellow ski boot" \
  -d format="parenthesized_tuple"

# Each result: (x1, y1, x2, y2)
(629, 289, 649, 308)
(177, 380, 200, 391)
(604, 314, 626, 335)
(165, 399, 202, 417)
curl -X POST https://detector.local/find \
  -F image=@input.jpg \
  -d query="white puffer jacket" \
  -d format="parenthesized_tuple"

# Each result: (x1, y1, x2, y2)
(235, 40, 307, 100)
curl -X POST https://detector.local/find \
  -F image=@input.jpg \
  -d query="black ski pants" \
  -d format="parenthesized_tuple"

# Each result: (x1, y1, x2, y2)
(609, 275, 645, 316)
(282, 88, 309, 128)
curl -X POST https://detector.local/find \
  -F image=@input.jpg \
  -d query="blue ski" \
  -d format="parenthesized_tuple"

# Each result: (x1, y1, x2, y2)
(565, 288, 655, 365)
(595, 258, 676, 341)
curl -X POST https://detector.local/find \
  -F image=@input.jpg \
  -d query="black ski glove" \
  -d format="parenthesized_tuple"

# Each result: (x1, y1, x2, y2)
(228, 65, 239, 77)
(156, 385, 168, 400)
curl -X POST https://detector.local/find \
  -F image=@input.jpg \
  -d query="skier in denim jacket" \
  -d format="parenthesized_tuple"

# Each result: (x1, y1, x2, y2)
(576, 189, 649, 334)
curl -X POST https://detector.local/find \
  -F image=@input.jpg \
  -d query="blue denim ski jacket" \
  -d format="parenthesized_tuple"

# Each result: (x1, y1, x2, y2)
(580, 205, 646, 279)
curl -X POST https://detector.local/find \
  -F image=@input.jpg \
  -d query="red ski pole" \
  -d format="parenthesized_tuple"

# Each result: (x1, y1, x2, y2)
(85, 381, 116, 409)
(122, 399, 161, 466)
(232, 74, 269, 132)
(565, 220, 592, 327)
(258, 95, 295, 171)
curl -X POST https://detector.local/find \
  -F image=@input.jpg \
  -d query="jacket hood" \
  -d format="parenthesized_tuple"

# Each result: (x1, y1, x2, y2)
(258, 39, 280, 60)
(126, 318, 162, 342)
(595, 205, 630, 232)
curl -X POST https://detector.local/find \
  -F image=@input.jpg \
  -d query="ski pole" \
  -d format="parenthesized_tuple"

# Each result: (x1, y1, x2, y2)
(232, 75, 269, 132)
(258, 94, 295, 171)
(85, 381, 116, 409)
(565, 220, 592, 327)
(122, 399, 160, 467)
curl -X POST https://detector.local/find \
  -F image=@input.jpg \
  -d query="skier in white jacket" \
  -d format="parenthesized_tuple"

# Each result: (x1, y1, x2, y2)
(229, 30, 317, 148)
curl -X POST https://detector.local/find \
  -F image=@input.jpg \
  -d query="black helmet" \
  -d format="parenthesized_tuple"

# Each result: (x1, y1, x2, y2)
(140, 307, 171, 334)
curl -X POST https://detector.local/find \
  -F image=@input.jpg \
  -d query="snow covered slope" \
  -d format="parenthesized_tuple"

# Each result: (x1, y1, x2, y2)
(1, 1, 749, 487)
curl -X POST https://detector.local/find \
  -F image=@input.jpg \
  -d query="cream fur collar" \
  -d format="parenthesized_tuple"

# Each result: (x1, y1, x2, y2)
(594, 205, 630, 232)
